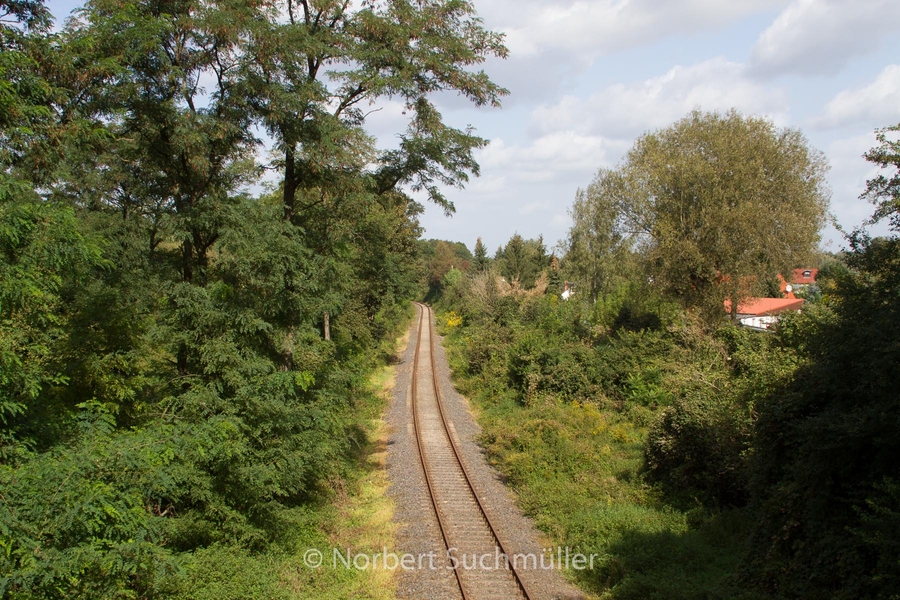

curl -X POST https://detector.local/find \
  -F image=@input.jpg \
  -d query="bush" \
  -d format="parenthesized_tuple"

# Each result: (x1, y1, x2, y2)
(742, 236, 900, 599)
(644, 395, 753, 508)
(505, 332, 601, 404)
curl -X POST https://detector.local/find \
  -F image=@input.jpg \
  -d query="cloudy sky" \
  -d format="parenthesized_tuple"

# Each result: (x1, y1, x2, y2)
(405, 0, 900, 254)
(47, 0, 900, 254)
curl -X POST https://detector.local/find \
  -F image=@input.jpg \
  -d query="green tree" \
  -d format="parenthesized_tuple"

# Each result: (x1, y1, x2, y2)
(0, 193, 105, 457)
(861, 123, 900, 229)
(236, 0, 506, 337)
(420, 238, 472, 295)
(744, 129, 900, 597)
(499, 233, 526, 284)
(241, 0, 508, 220)
(611, 110, 830, 322)
(562, 169, 634, 302)
(0, 0, 53, 175)
(498, 233, 547, 288)
(0, 0, 506, 595)
(473, 236, 489, 272)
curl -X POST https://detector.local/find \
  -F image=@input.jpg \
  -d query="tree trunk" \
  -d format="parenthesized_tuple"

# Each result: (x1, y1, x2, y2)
(193, 230, 209, 282)
(177, 343, 189, 383)
(323, 310, 330, 341)
(280, 329, 294, 371)
(284, 144, 296, 221)
(181, 238, 193, 282)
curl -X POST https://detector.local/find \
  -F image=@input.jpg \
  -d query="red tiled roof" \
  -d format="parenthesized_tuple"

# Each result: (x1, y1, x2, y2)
(790, 268, 818, 284)
(724, 297, 805, 316)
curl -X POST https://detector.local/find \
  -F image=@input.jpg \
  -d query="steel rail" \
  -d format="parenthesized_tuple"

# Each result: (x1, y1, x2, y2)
(411, 302, 535, 600)
(411, 303, 471, 599)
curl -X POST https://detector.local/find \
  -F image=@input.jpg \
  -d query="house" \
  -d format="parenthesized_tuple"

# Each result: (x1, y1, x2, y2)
(776, 269, 817, 298)
(791, 268, 818, 288)
(721, 268, 817, 330)
(724, 297, 805, 331)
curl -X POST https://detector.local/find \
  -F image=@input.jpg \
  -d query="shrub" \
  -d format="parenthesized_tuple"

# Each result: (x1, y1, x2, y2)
(644, 395, 753, 508)
(505, 332, 601, 404)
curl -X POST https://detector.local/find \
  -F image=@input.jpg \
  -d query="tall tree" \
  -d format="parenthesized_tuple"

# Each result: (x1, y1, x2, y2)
(498, 233, 545, 288)
(473, 236, 489, 271)
(562, 169, 633, 302)
(237, 0, 506, 338)
(241, 0, 508, 222)
(611, 110, 829, 321)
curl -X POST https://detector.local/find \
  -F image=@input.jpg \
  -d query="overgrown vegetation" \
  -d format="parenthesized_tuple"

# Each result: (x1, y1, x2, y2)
(438, 272, 796, 598)
(435, 116, 900, 599)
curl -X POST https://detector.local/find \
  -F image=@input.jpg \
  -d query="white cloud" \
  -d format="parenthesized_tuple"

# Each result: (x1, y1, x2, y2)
(499, 0, 785, 59)
(814, 65, 900, 128)
(814, 131, 897, 243)
(477, 132, 627, 182)
(826, 132, 878, 177)
(751, 0, 900, 77)
(529, 58, 790, 140)
(418, 132, 627, 249)
(364, 99, 414, 146)
(824, 132, 879, 205)
(469, 0, 786, 104)
(424, 57, 796, 249)
(520, 201, 545, 215)
(552, 213, 571, 226)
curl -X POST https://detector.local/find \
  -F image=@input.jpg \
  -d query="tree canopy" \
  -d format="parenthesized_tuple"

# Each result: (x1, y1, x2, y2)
(583, 110, 830, 321)
(496, 233, 547, 289)
(562, 170, 634, 302)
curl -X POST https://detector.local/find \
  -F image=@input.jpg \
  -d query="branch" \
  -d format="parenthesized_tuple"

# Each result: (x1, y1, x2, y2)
(334, 84, 368, 117)
(300, 0, 310, 25)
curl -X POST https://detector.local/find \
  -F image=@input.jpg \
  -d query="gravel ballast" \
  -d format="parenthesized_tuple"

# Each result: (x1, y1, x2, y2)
(386, 307, 586, 600)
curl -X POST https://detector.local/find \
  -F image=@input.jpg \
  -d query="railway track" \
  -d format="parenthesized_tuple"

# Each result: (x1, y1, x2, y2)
(411, 302, 534, 600)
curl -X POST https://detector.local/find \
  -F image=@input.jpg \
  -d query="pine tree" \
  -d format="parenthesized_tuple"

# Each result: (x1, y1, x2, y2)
(474, 237, 489, 272)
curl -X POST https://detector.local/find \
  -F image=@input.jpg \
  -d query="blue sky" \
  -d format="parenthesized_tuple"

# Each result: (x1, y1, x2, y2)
(46, 0, 900, 254)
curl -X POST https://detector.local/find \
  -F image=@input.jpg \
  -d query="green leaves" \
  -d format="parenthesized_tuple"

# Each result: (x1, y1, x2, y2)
(0, 195, 106, 456)
(240, 0, 506, 217)
(495, 233, 548, 289)
(588, 110, 830, 324)
(0, 0, 500, 595)
(861, 123, 900, 231)
(0, 415, 180, 598)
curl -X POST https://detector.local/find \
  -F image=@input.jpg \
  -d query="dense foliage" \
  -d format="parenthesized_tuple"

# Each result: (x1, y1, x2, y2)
(437, 267, 792, 598)
(743, 132, 900, 598)
(566, 111, 829, 322)
(418, 238, 473, 298)
(0, 0, 506, 596)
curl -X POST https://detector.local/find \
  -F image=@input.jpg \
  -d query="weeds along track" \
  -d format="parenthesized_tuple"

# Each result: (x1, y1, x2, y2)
(411, 303, 534, 600)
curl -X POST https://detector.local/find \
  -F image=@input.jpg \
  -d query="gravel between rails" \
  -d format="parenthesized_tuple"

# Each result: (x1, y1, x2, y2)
(387, 306, 587, 600)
